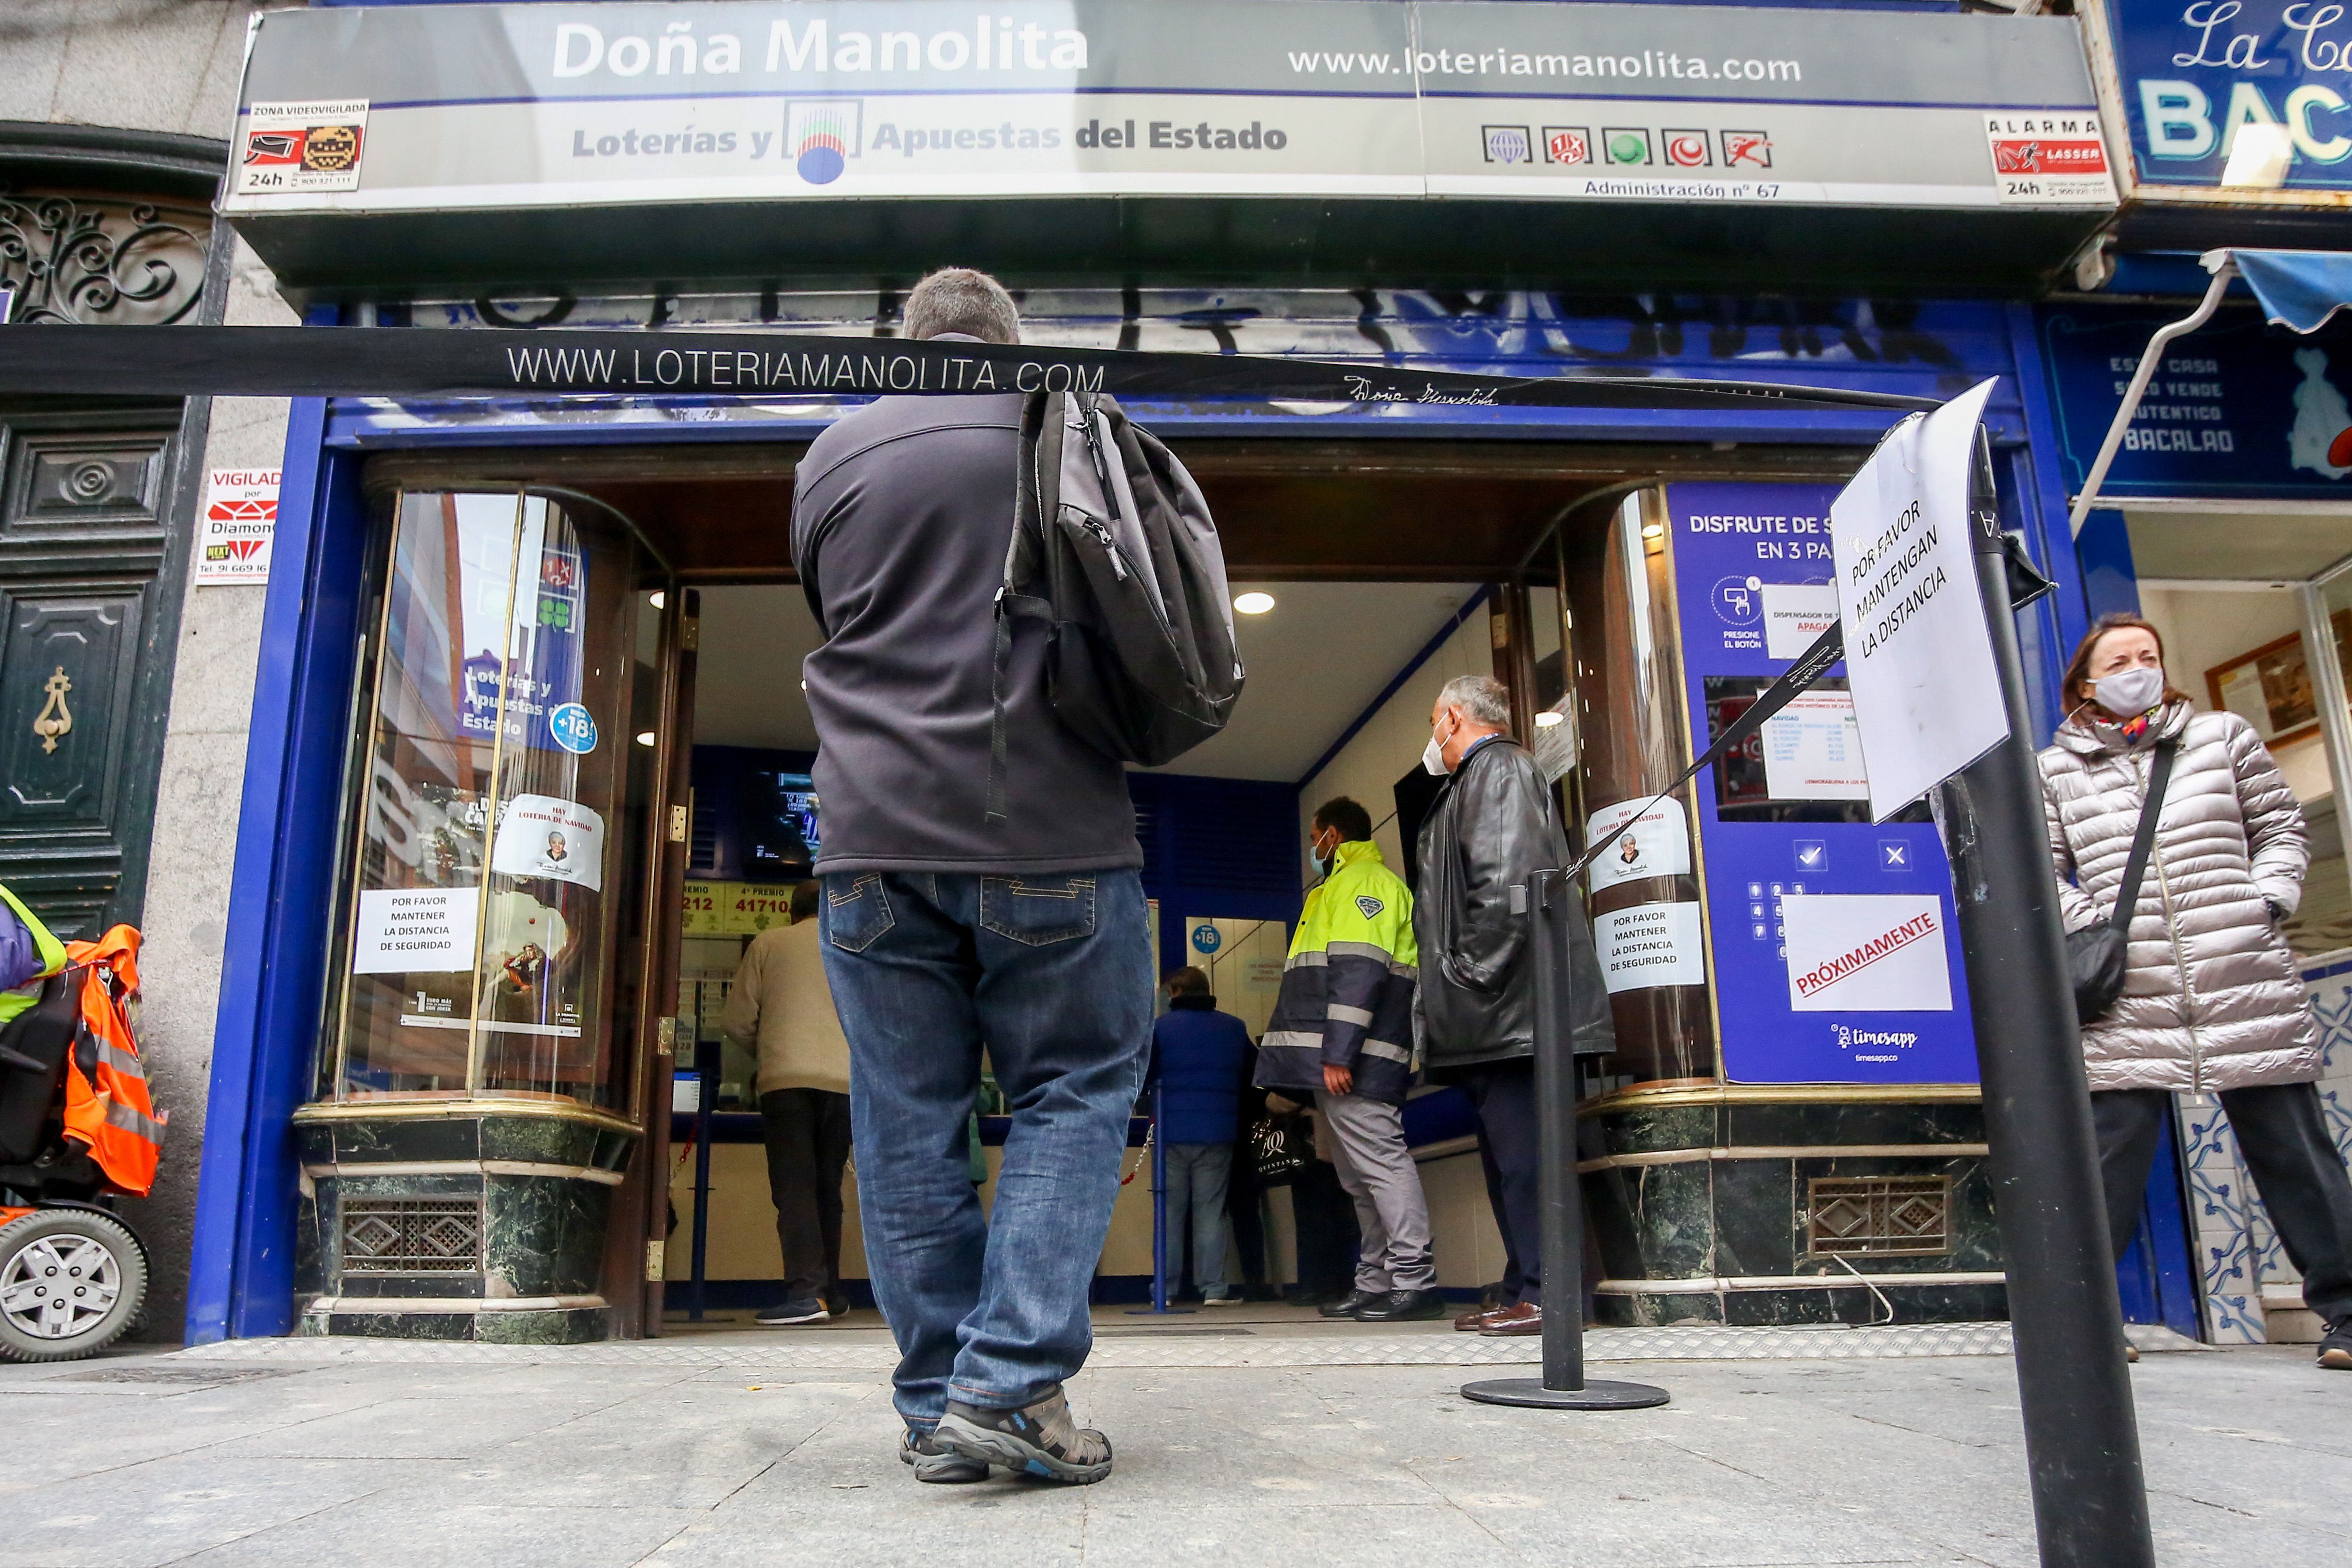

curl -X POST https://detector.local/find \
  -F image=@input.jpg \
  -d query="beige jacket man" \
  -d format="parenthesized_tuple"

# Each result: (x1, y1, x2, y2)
(722, 918, 852, 1095)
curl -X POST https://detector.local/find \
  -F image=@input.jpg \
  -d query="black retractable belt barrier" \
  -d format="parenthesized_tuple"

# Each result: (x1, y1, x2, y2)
(0, 323, 1942, 412)
(1461, 867, 1667, 1412)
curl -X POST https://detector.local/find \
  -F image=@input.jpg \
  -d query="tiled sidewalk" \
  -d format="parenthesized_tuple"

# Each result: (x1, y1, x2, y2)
(0, 1328, 2336, 1568)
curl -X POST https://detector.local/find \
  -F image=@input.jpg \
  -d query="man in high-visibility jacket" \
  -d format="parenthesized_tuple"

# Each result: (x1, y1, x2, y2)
(1254, 797, 1442, 1322)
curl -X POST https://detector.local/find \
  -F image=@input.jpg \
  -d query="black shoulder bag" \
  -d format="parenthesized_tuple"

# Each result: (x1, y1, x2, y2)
(2066, 738, 2177, 1027)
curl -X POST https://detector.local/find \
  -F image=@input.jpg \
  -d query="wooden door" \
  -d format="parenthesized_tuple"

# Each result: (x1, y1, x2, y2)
(601, 585, 697, 1336)
(0, 404, 187, 938)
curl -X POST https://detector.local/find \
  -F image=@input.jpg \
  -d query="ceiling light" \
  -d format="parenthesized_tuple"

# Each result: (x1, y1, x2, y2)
(635, 731, 657, 747)
(1234, 591, 1276, 615)
(1640, 522, 1665, 540)
(1534, 711, 1566, 728)
(648, 591, 667, 609)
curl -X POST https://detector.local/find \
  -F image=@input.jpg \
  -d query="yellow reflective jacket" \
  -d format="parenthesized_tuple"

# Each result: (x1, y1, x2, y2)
(0, 883, 66, 1027)
(1253, 839, 1419, 1104)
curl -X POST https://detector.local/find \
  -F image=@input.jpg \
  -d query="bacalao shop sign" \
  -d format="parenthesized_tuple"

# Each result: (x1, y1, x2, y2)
(225, 0, 2118, 293)
(2081, 0, 2352, 238)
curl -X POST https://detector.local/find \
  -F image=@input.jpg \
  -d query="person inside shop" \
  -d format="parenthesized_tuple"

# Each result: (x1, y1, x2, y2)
(791, 266, 1150, 1486)
(721, 881, 853, 1328)
(2040, 613, 2352, 1372)
(1144, 966, 1252, 1305)
(1257, 796, 1443, 1322)
(1414, 674, 1613, 1338)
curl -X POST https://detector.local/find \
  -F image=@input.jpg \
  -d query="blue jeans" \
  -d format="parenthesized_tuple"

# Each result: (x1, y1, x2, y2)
(820, 868, 1152, 1429)
(1162, 1142, 1234, 1298)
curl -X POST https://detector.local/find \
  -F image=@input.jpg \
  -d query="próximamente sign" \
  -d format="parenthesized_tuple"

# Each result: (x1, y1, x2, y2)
(227, 0, 2113, 215)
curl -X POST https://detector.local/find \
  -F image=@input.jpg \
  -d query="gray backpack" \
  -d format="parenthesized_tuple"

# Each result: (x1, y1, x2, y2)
(988, 389, 1244, 821)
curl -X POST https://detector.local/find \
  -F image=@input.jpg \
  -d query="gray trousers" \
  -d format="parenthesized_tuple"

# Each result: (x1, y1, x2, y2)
(1316, 1089, 1435, 1293)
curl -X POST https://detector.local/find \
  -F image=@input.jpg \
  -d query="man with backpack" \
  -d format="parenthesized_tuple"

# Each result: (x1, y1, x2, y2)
(791, 268, 1236, 1487)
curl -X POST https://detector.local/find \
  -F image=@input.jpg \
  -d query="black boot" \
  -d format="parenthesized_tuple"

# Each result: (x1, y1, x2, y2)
(1353, 1288, 1447, 1322)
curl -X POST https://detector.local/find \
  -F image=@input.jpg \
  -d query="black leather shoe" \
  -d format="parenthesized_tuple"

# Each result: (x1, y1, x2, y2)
(1317, 1288, 1379, 1319)
(1353, 1288, 1447, 1323)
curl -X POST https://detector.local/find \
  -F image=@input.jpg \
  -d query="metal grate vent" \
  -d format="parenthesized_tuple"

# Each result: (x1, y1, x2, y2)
(1805, 1175, 1951, 1258)
(342, 1197, 482, 1274)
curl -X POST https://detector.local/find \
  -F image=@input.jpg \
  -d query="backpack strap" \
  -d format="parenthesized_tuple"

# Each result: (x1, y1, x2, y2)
(987, 390, 1064, 826)
(2107, 736, 2177, 935)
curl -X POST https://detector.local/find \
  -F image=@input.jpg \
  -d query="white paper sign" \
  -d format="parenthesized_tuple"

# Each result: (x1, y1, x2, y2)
(1585, 797, 1692, 891)
(1594, 902, 1707, 993)
(1782, 893, 1953, 1012)
(490, 793, 606, 891)
(194, 469, 280, 585)
(1761, 691, 1870, 802)
(353, 886, 480, 974)
(1760, 582, 1839, 661)
(1829, 378, 2008, 820)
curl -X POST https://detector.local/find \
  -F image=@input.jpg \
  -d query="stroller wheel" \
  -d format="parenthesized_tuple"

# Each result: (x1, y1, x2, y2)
(0, 1209, 147, 1362)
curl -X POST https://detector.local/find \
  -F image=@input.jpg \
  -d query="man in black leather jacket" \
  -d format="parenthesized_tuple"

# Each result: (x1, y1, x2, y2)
(1412, 675, 1613, 1337)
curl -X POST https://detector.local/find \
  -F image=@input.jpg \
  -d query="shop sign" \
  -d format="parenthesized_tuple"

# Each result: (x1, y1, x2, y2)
(2091, 0, 2352, 196)
(2041, 301, 2352, 499)
(225, 1, 2111, 216)
(194, 469, 279, 586)
(1666, 480, 1978, 1086)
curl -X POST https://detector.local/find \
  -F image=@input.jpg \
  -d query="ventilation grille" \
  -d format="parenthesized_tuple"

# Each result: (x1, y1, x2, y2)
(1805, 1176, 1951, 1258)
(342, 1197, 483, 1274)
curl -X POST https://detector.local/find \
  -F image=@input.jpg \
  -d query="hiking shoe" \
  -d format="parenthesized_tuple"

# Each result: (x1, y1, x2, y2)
(934, 1386, 1113, 1485)
(1318, 1288, 1379, 1319)
(754, 1297, 829, 1326)
(2319, 1321, 2352, 1371)
(1354, 1288, 1448, 1323)
(899, 1427, 989, 1483)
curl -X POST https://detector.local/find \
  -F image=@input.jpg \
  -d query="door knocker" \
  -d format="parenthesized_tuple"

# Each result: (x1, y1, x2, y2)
(32, 666, 72, 754)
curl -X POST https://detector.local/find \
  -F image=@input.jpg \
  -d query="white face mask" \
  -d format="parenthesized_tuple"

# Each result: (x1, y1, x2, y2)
(1424, 711, 1463, 774)
(2092, 666, 2165, 720)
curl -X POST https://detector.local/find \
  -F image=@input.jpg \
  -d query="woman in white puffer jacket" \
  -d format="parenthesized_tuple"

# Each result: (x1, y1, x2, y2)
(2040, 613, 2352, 1370)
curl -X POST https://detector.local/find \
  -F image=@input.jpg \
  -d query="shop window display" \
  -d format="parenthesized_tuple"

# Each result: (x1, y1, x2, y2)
(316, 490, 655, 1112)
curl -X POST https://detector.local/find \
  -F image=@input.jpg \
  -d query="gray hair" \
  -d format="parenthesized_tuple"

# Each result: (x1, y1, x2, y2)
(1436, 674, 1512, 728)
(901, 268, 1021, 344)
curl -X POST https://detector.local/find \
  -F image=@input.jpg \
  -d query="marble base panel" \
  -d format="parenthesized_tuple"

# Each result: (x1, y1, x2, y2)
(297, 1305, 611, 1343)
(290, 1106, 636, 1342)
(1583, 1095, 2005, 1327)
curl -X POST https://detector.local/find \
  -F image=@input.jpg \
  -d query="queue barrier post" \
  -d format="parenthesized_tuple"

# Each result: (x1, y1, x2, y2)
(1462, 869, 1667, 1412)
(1127, 1080, 1193, 1315)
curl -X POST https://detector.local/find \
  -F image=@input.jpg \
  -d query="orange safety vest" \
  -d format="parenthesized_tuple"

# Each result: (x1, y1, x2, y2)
(59, 925, 164, 1197)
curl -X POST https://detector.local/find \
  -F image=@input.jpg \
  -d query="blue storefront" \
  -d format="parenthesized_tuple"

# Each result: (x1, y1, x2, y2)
(186, 0, 2158, 1343)
(2031, 0, 2352, 1345)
